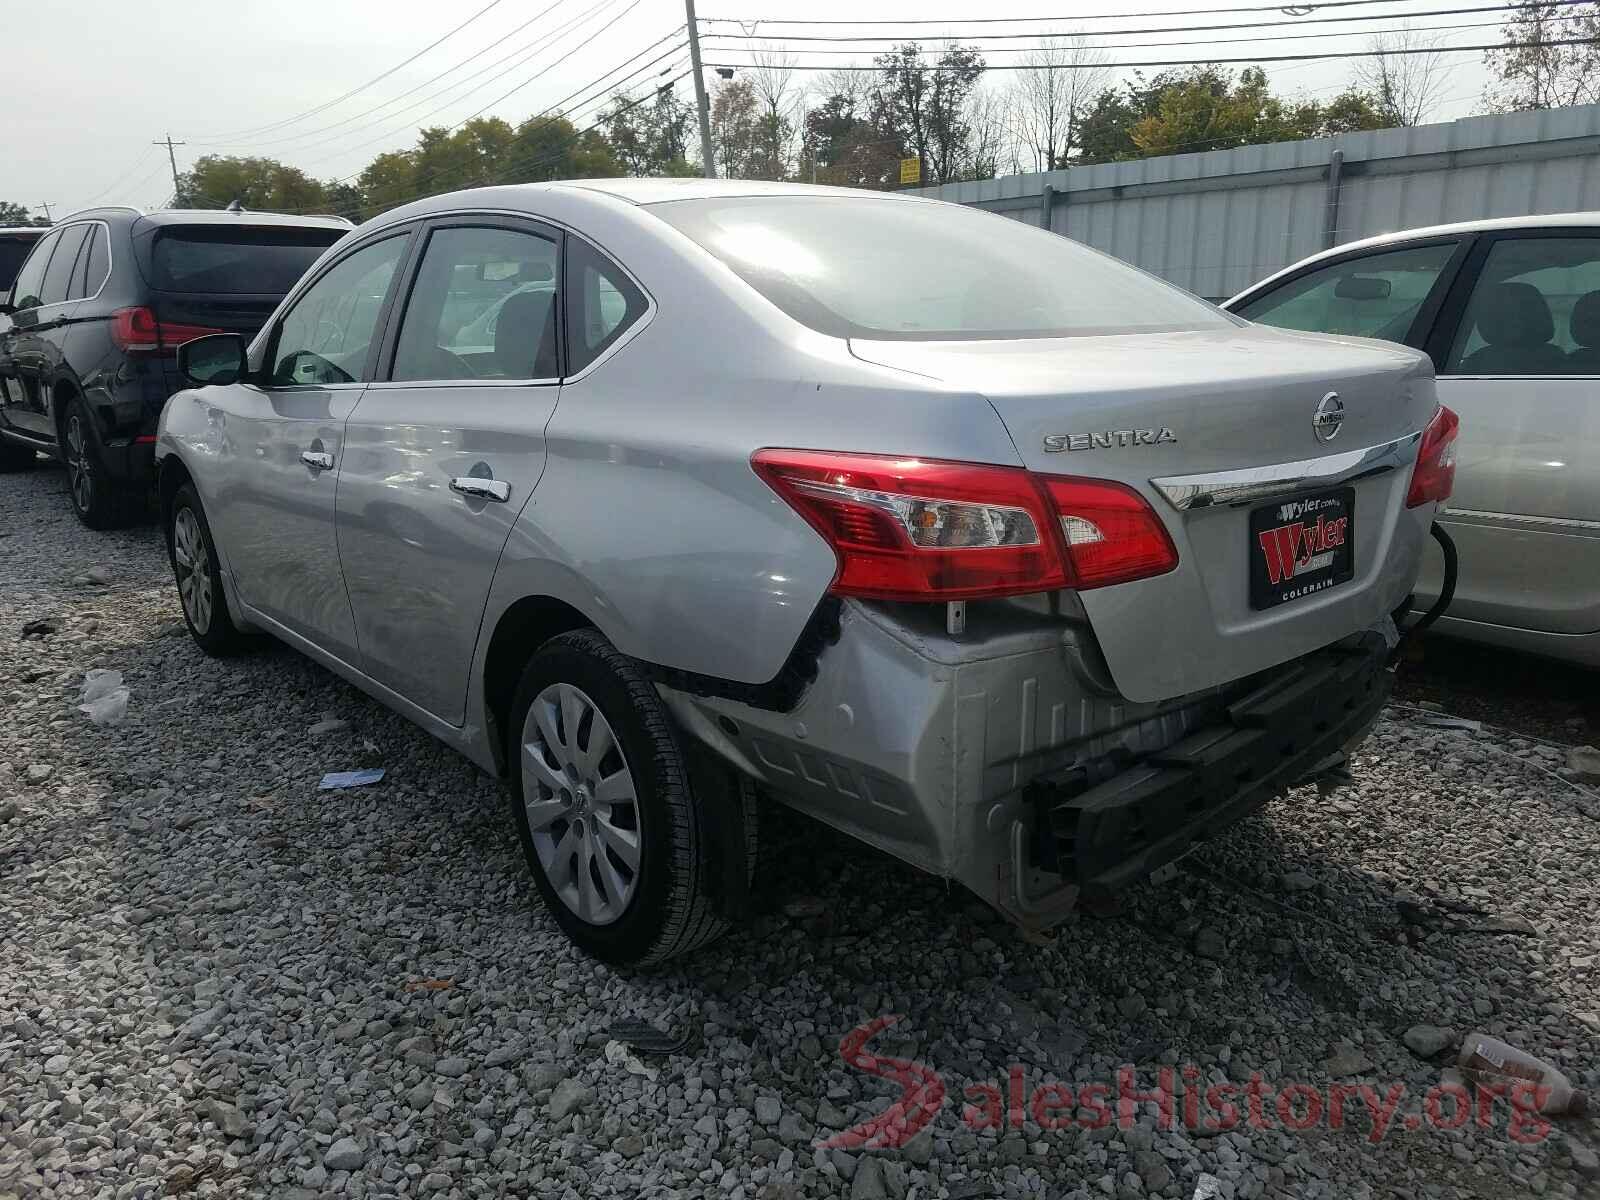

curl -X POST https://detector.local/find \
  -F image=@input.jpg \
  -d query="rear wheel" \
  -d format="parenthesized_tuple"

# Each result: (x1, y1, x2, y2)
(167, 482, 247, 655)
(60, 396, 136, 529)
(507, 630, 737, 965)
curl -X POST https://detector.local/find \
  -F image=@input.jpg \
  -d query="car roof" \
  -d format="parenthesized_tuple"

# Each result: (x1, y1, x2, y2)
(53, 205, 351, 231)
(1228, 211, 1600, 304)
(0, 227, 45, 237)
(549, 177, 922, 206)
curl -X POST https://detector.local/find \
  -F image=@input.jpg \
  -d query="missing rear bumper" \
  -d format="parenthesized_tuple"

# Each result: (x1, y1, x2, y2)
(1019, 631, 1391, 901)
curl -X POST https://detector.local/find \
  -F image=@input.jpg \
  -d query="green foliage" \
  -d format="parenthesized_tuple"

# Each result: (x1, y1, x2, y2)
(177, 155, 327, 211)
(0, 201, 47, 226)
(1078, 66, 1393, 164)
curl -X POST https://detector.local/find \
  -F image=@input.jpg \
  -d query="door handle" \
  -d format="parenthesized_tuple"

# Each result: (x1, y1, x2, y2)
(301, 450, 335, 471)
(450, 476, 511, 502)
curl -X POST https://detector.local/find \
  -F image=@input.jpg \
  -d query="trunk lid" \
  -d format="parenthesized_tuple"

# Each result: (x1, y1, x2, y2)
(852, 326, 1439, 703)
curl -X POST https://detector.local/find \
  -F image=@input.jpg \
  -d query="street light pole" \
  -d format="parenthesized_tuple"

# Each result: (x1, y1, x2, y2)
(684, 0, 716, 178)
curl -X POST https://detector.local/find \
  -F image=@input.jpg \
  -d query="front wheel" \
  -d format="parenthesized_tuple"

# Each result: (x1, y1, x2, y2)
(167, 482, 248, 656)
(507, 630, 739, 966)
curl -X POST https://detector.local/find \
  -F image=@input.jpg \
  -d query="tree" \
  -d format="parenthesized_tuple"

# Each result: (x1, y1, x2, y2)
(604, 86, 696, 176)
(356, 151, 418, 220)
(176, 155, 326, 212)
(322, 181, 365, 222)
(1008, 35, 1111, 172)
(873, 43, 988, 186)
(803, 70, 902, 188)
(0, 201, 47, 227)
(1484, 1, 1600, 110)
(711, 79, 763, 179)
(1353, 28, 1448, 126)
(1318, 88, 1389, 135)
(745, 47, 802, 180)
(506, 115, 621, 183)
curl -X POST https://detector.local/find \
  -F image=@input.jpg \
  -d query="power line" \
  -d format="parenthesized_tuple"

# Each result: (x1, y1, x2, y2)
(705, 33, 1598, 70)
(697, 0, 1589, 43)
(192, 0, 514, 141)
(298, 0, 652, 176)
(190, 0, 582, 150)
(699, 13, 1566, 55)
(699, 0, 1515, 24)
(76, 145, 160, 209)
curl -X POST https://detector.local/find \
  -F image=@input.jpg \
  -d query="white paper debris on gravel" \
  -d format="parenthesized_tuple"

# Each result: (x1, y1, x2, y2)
(77, 668, 129, 725)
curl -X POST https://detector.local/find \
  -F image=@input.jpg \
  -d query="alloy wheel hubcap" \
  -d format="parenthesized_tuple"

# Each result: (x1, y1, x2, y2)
(172, 507, 213, 634)
(65, 415, 92, 512)
(521, 682, 640, 926)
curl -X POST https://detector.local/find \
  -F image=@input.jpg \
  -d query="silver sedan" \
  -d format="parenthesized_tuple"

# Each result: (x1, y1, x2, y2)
(157, 179, 1450, 963)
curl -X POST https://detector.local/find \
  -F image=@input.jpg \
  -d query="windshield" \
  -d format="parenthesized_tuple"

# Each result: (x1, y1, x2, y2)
(651, 195, 1232, 341)
(150, 226, 343, 295)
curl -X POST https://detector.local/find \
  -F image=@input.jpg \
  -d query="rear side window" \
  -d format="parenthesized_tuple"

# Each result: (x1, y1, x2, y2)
(151, 227, 342, 295)
(72, 226, 110, 300)
(39, 224, 90, 307)
(564, 238, 647, 374)
(1235, 242, 1458, 342)
(1446, 236, 1600, 375)
(7, 231, 57, 308)
(391, 225, 561, 382)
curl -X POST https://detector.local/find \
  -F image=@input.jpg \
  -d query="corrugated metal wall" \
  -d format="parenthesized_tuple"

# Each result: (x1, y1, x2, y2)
(919, 104, 1600, 300)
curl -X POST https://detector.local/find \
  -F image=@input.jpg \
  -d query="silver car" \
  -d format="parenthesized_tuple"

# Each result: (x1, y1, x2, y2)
(1227, 214, 1600, 667)
(157, 179, 1456, 965)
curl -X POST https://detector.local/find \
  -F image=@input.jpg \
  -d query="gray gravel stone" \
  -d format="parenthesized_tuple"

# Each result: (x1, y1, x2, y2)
(548, 1079, 593, 1119)
(324, 1137, 364, 1171)
(1404, 1024, 1454, 1057)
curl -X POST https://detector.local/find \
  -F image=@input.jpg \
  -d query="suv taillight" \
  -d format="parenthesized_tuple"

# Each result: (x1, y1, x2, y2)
(1406, 405, 1459, 508)
(751, 450, 1177, 601)
(111, 306, 226, 354)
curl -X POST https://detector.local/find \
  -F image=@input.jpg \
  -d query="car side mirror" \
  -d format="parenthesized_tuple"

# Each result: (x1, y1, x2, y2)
(1335, 275, 1391, 301)
(0, 296, 14, 317)
(178, 333, 248, 387)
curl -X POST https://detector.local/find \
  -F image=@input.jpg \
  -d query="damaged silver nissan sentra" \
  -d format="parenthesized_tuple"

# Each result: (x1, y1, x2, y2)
(156, 178, 1458, 964)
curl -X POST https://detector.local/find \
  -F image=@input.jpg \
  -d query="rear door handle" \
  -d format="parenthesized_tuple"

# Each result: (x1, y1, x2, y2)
(450, 476, 510, 503)
(301, 450, 334, 471)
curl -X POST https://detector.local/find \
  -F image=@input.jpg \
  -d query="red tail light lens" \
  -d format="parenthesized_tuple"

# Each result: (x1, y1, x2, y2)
(111, 306, 226, 354)
(1406, 404, 1459, 508)
(751, 450, 1178, 601)
(1040, 476, 1180, 588)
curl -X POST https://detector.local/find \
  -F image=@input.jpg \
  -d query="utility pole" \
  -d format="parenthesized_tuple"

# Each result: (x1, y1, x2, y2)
(683, 0, 716, 179)
(36, 202, 54, 223)
(153, 133, 187, 205)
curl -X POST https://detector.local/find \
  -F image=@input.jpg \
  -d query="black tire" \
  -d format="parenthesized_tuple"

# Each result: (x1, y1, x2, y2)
(506, 630, 741, 966)
(166, 482, 248, 656)
(59, 395, 137, 529)
(0, 438, 38, 471)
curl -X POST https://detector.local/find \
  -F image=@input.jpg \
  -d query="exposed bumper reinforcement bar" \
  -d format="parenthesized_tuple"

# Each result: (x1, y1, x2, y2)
(1022, 630, 1391, 896)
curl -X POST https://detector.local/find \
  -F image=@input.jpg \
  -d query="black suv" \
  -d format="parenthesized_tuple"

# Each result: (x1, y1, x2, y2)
(0, 207, 349, 527)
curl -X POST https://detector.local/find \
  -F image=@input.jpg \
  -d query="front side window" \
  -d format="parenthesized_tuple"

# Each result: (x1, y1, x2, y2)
(652, 196, 1231, 341)
(565, 238, 647, 374)
(1446, 236, 1600, 375)
(391, 225, 560, 382)
(1235, 242, 1457, 342)
(8, 230, 59, 310)
(38, 225, 91, 308)
(271, 235, 407, 386)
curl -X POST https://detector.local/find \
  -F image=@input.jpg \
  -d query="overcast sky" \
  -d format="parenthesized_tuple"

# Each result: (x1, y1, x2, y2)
(5, 0, 1499, 219)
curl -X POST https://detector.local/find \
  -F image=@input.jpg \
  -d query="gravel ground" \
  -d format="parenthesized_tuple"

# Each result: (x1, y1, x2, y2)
(4, 461, 1600, 1200)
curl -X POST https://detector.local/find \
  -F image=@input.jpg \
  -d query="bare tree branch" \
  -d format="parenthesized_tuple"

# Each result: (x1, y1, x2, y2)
(1005, 34, 1111, 172)
(1352, 26, 1448, 126)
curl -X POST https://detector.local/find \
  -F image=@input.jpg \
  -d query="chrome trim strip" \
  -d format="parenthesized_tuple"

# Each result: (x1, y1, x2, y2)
(1150, 431, 1422, 511)
(1441, 507, 1600, 532)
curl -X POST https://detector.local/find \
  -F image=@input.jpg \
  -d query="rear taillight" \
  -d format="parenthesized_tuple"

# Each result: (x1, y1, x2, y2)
(1039, 476, 1180, 589)
(111, 306, 226, 354)
(1406, 405, 1459, 508)
(751, 450, 1177, 601)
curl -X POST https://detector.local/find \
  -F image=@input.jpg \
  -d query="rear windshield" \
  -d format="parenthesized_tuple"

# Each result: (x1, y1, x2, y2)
(150, 226, 343, 295)
(651, 196, 1232, 341)
(0, 237, 39, 290)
